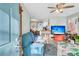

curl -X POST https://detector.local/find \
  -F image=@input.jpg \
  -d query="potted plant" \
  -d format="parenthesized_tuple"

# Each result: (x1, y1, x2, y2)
(74, 35, 79, 44)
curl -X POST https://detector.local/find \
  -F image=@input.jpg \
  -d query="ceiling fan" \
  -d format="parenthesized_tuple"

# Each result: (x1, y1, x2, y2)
(48, 3, 75, 13)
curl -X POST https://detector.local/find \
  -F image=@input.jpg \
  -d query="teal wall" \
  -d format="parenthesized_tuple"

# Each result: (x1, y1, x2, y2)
(0, 3, 20, 56)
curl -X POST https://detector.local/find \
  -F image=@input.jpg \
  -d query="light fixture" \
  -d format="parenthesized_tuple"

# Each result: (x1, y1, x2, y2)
(56, 8, 63, 13)
(56, 9, 59, 13)
(59, 9, 63, 13)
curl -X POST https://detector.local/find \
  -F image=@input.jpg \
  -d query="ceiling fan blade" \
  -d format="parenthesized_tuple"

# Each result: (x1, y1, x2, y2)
(50, 10, 56, 13)
(63, 5, 75, 8)
(48, 7, 55, 9)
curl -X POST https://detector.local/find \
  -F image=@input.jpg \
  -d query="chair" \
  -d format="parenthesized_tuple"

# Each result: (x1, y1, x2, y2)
(22, 32, 35, 56)
(22, 32, 45, 56)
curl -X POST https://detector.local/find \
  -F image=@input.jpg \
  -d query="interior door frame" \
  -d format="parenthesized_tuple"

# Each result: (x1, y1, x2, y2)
(19, 3, 23, 56)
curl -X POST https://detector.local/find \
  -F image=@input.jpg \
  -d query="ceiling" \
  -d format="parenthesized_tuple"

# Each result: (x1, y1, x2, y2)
(24, 3, 79, 20)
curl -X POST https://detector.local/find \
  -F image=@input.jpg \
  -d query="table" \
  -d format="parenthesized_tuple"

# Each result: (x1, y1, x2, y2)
(57, 41, 79, 56)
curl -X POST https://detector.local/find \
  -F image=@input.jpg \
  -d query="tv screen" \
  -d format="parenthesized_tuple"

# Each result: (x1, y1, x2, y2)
(51, 26, 65, 34)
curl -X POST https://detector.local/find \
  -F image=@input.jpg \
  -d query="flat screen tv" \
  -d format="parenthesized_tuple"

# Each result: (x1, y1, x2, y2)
(51, 26, 65, 34)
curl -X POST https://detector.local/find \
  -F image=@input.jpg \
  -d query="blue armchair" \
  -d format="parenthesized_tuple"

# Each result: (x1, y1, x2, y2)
(22, 32, 35, 56)
(22, 32, 45, 56)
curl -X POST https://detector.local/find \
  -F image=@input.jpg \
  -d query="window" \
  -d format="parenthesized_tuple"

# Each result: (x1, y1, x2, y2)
(0, 10, 10, 46)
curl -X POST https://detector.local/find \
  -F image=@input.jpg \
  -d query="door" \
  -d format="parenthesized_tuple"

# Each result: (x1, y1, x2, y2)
(0, 3, 20, 56)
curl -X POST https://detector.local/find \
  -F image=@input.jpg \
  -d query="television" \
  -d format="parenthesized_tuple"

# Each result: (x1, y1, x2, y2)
(51, 26, 65, 34)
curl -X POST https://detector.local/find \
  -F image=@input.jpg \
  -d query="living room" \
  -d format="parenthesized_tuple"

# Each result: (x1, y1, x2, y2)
(0, 3, 79, 56)
(22, 3, 79, 56)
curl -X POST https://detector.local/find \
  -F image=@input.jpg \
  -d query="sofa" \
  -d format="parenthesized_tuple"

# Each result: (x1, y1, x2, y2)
(22, 32, 45, 56)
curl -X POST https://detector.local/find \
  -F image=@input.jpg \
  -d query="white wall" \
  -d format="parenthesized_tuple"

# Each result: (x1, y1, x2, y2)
(49, 17, 67, 32)
(22, 5, 30, 34)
